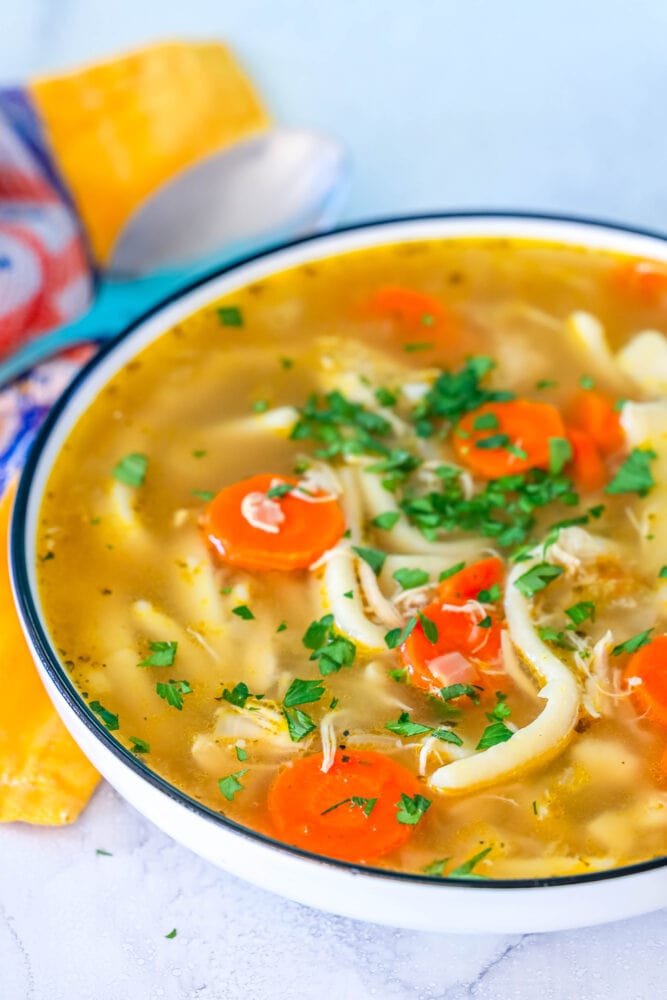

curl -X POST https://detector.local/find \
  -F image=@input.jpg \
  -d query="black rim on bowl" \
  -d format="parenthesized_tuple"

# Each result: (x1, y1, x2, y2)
(11, 210, 667, 890)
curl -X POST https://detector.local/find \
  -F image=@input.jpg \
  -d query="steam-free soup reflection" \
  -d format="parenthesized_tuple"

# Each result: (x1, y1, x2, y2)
(38, 238, 667, 877)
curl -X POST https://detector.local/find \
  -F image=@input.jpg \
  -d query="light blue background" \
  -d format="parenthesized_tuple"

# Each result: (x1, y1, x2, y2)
(4, 0, 667, 230)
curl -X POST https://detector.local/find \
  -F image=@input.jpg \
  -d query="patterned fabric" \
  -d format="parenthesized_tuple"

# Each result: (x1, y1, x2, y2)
(0, 94, 93, 357)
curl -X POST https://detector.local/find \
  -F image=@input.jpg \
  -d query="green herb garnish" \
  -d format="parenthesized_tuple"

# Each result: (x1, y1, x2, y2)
(89, 700, 119, 731)
(128, 736, 150, 754)
(218, 769, 249, 801)
(393, 567, 430, 589)
(396, 792, 431, 825)
(112, 452, 147, 487)
(611, 628, 653, 657)
(606, 447, 656, 496)
(372, 511, 401, 531)
(156, 679, 192, 710)
(137, 640, 178, 667)
(352, 546, 387, 574)
(217, 306, 243, 327)
(283, 678, 326, 708)
(232, 605, 255, 620)
(513, 562, 564, 598)
(283, 707, 316, 742)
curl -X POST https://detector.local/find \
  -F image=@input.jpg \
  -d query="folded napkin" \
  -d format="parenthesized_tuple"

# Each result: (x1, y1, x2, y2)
(0, 40, 269, 824)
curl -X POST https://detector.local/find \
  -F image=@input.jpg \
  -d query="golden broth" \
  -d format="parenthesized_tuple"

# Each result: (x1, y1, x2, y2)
(37, 237, 667, 878)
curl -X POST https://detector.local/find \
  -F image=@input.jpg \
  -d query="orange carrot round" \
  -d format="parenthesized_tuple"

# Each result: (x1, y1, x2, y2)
(267, 750, 424, 862)
(453, 400, 566, 478)
(202, 473, 345, 572)
(568, 390, 624, 456)
(438, 557, 504, 603)
(366, 286, 446, 330)
(613, 259, 667, 305)
(565, 427, 608, 493)
(623, 635, 667, 728)
(401, 598, 503, 696)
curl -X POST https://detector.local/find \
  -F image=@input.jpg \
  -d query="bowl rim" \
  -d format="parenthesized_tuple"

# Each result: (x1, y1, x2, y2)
(11, 208, 667, 891)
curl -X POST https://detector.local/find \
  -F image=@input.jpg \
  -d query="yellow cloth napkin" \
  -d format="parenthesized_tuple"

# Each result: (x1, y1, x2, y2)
(0, 480, 99, 823)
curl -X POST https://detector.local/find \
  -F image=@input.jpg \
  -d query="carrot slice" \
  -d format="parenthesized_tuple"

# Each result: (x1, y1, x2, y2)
(453, 400, 566, 478)
(624, 634, 667, 727)
(613, 259, 667, 305)
(267, 750, 424, 862)
(568, 390, 624, 456)
(202, 473, 345, 572)
(438, 557, 504, 603)
(401, 597, 503, 696)
(565, 427, 608, 493)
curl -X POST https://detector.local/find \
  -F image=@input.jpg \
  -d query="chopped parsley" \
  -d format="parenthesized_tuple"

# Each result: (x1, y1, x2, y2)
(537, 626, 575, 649)
(385, 711, 463, 746)
(660, 567, 667, 579)
(548, 437, 573, 475)
(605, 447, 656, 496)
(191, 489, 215, 501)
(276, 621, 288, 632)
(280, 356, 294, 369)
(393, 567, 430, 589)
(320, 796, 377, 818)
(96, 849, 112, 856)
(579, 374, 595, 390)
(404, 341, 434, 353)
(221, 682, 256, 708)
(266, 482, 293, 499)
(475, 433, 510, 450)
(352, 545, 387, 574)
(165, 929, 177, 939)
(137, 640, 178, 667)
(395, 792, 431, 825)
(192, 449, 206, 458)
(89, 700, 119, 731)
(372, 511, 401, 531)
(400, 467, 578, 550)
(439, 561, 466, 581)
(374, 387, 397, 407)
(283, 707, 316, 742)
(418, 611, 439, 644)
(513, 562, 564, 598)
(128, 736, 150, 754)
(302, 615, 356, 675)
(440, 683, 481, 704)
(235, 745, 248, 762)
(611, 628, 653, 657)
(218, 769, 249, 801)
(565, 601, 596, 626)
(217, 305, 243, 326)
(448, 846, 492, 879)
(283, 677, 326, 707)
(473, 412, 500, 431)
(477, 582, 501, 603)
(252, 399, 269, 413)
(156, 679, 192, 710)
(290, 389, 393, 460)
(384, 616, 418, 649)
(232, 604, 255, 620)
(112, 452, 148, 487)
(410, 356, 514, 434)
(476, 692, 513, 750)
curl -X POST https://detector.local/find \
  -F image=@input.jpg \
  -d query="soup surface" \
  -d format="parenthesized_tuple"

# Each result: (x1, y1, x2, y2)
(37, 237, 667, 879)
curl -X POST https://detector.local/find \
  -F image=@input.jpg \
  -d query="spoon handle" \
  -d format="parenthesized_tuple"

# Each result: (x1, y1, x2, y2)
(0, 326, 106, 386)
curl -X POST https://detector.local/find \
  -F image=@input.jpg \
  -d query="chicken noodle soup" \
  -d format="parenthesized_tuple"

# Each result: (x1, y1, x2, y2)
(37, 238, 667, 878)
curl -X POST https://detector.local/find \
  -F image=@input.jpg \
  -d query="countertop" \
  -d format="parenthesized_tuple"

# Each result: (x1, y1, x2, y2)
(2, 2, 667, 997)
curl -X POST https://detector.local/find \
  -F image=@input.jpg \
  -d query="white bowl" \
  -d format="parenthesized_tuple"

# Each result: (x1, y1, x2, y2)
(11, 213, 667, 934)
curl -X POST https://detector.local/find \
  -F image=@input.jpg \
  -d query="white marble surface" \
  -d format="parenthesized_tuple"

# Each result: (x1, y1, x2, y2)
(2, 2, 667, 997)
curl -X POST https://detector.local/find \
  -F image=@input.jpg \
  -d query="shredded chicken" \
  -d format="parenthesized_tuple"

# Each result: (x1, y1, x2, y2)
(240, 490, 285, 534)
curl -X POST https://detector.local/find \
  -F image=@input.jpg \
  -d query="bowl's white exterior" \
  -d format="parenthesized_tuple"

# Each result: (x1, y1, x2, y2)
(13, 214, 667, 933)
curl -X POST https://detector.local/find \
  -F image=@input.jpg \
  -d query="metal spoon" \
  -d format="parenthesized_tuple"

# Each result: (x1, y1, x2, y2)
(0, 128, 349, 384)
